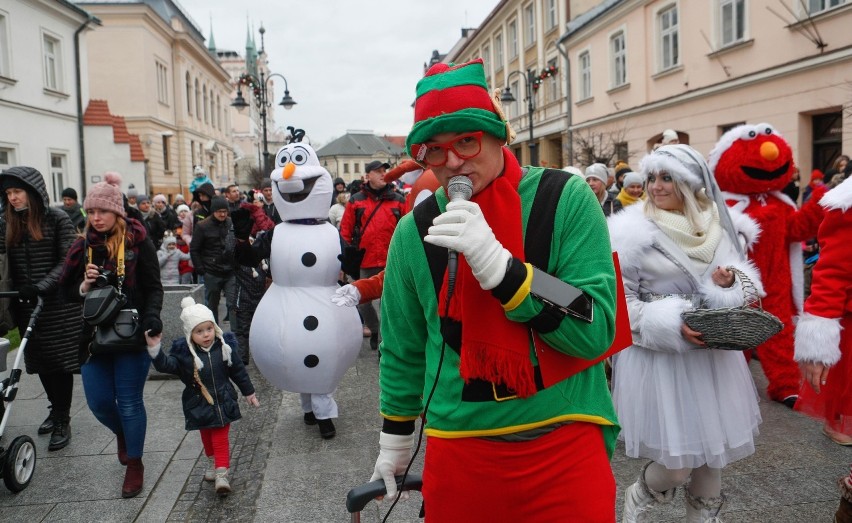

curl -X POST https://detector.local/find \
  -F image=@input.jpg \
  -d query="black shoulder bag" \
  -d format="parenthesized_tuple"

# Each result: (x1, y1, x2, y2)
(82, 241, 145, 355)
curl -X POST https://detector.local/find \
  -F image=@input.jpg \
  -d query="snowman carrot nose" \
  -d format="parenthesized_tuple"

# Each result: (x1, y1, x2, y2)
(283, 162, 296, 180)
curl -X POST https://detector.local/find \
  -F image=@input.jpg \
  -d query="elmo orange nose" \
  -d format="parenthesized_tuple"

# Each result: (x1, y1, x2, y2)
(760, 141, 779, 162)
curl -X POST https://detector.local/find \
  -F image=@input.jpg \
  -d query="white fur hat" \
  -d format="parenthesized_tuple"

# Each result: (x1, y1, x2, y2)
(180, 297, 232, 368)
(640, 144, 709, 192)
(661, 129, 679, 144)
(176, 204, 190, 214)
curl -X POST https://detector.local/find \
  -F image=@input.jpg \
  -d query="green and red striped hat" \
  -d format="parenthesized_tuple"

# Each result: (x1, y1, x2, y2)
(406, 59, 507, 157)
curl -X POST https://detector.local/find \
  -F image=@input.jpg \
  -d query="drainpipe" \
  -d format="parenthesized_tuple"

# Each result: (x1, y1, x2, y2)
(556, 37, 573, 166)
(74, 14, 99, 195)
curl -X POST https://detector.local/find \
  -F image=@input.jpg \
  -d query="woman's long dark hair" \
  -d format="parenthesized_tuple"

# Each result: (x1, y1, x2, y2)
(4, 189, 45, 247)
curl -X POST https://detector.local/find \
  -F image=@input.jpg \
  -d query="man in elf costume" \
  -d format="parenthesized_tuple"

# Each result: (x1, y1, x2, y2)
(708, 123, 826, 407)
(368, 59, 619, 521)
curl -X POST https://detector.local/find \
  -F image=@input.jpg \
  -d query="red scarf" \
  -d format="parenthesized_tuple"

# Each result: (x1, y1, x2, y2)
(438, 147, 536, 398)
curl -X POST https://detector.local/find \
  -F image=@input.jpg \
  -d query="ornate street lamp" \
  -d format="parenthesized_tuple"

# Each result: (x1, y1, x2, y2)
(231, 25, 297, 175)
(500, 65, 558, 167)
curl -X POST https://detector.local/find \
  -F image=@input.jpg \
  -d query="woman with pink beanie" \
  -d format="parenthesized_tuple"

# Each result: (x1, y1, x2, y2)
(59, 180, 163, 498)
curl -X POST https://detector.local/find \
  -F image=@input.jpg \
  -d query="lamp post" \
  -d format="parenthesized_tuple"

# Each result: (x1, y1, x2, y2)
(500, 68, 537, 166)
(231, 25, 296, 175)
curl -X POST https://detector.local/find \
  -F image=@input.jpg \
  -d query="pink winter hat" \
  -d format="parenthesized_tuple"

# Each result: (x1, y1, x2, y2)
(84, 181, 126, 217)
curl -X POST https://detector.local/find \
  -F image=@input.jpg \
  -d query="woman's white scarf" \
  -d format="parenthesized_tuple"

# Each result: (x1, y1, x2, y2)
(655, 203, 722, 263)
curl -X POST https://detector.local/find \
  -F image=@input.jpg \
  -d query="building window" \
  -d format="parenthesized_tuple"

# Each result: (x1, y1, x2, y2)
(185, 72, 192, 115)
(343, 163, 349, 174)
(217, 95, 222, 130)
(494, 33, 504, 70)
(611, 31, 627, 87)
(163, 136, 171, 171)
(354, 163, 360, 173)
(658, 6, 679, 71)
(203, 86, 208, 124)
(195, 79, 201, 119)
(0, 12, 10, 78)
(50, 153, 66, 203)
(524, 4, 536, 47)
(42, 33, 62, 91)
(190, 140, 195, 166)
(482, 45, 491, 71)
(156, 61, 168, 104)
(210, 94, 216, 128)
(720, 0, 746, 46)
(0, 147, 14, 171)
(547, 58, 560, 102)
(508, 20, 518, 59)
(614, 142, 628, 162)
(578, 51, 591, 100)
(509, 80, 520, 118)
(547, 0, 557, 29)
(808, 0, 845, 13)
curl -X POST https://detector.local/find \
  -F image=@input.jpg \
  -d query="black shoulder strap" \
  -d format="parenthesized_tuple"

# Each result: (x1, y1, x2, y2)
(412, 194, 445, 297)
(524, 169, 572, 269)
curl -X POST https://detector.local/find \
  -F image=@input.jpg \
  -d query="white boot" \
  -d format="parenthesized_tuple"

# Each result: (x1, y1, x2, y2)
(203, 457, 216, 482)
(214, 467, 231, 496)
(622, 462, 676, 523)
(685, 488, 725, 522)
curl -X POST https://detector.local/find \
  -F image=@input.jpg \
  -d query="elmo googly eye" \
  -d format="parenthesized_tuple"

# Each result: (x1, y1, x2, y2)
(764, 127, 773, 135)
(748, 130, 756, 138)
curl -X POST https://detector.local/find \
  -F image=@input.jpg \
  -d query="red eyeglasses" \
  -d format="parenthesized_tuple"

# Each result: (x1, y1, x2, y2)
(412, 131, 484, 167)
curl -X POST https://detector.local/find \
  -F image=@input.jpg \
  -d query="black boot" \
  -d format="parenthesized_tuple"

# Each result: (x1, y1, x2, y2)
(370, 333, 379, 351)
(38, 407, 55, 435)
(318, 418, 336, 439)
(48, 414, 71, 451)
(303, 411, 318, 425)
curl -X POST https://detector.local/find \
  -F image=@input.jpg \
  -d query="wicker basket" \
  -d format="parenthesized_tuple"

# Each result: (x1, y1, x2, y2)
(681, 267, 783, 351)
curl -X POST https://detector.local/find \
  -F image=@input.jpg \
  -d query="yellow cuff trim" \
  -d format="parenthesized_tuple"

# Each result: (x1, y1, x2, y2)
(503, 262, 533, 312)
(381, 414, 421, 422)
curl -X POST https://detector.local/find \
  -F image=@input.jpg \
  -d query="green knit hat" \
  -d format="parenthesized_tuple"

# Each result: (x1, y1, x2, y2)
(406, 59, 508, 158)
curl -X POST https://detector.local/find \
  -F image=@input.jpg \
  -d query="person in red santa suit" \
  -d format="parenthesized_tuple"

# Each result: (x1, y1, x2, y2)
(792, 174, 852, 521)
(708, 123, 826, 407)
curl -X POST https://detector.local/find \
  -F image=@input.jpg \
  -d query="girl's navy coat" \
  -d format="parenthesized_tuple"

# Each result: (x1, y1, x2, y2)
(152, 332, 254, 431)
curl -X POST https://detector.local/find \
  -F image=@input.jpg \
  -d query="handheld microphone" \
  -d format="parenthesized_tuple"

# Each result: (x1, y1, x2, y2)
(446, 176, 474, 297)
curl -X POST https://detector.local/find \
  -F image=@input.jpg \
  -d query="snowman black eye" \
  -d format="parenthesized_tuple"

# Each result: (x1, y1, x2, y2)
(291, 147, 309, 165)
(277, 151, 291, 166)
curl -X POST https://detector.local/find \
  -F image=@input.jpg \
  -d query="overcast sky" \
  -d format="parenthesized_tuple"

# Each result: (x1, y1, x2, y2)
(178, 0, 496, 147)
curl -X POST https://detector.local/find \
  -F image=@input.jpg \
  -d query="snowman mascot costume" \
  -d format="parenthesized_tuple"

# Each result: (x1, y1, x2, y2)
(235, 141, 361, 439)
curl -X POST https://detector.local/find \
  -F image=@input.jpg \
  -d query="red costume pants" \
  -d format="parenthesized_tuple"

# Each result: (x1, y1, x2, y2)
(199, 424, 230, 469)
(423, 422, 615, 522)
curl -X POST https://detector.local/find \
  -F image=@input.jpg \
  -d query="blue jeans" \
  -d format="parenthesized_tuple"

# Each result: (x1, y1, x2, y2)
(81, 351, 150, 459)
(204, 272, 237, 330)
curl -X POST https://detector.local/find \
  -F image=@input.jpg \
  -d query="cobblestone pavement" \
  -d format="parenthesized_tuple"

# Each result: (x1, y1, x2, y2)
(166, 365, 282, 523)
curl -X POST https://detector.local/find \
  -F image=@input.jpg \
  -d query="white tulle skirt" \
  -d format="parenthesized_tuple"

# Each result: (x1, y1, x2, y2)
(611, 345, 761, 469)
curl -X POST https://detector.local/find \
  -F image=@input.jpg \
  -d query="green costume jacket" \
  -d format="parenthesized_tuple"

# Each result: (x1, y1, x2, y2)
(379, 167, 621, 456)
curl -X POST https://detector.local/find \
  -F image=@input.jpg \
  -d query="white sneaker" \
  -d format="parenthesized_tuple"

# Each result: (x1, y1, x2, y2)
(214, 467, 231, 496)
(203, 457, 216, 482)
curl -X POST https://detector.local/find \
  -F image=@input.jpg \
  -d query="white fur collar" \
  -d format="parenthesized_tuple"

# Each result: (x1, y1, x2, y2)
(820, 176, 852, 211)
(607, 203, 658, 270)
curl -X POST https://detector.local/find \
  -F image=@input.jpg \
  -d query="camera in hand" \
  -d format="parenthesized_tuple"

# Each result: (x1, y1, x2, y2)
(95, 268, 113, 288)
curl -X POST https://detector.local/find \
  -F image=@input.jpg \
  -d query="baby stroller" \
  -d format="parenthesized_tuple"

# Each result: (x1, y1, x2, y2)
(346, 474, 423, 522)
(0, 293, 44, 493)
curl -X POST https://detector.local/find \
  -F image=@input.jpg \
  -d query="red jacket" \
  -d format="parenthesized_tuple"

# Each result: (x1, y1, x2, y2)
(339, 184, 405, 269)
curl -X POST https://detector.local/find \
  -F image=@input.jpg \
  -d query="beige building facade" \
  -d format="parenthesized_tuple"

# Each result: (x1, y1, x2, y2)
(80, 0, 235, 200)
(444, 0, 573, 168)
(561, 0, 852, 175)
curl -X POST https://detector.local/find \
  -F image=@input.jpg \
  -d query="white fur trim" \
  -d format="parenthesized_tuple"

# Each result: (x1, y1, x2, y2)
(700, 258, 765, 309)
(789, 242, 804, 315)
(727, 207, 761, 252)
(607, 204, 657, 271)
(769, 190, 798, 210)
(637, 297, 695, 354)
(639, 151, 703, 192)
(794, 313, 842, 365)
(820, 176, 852, 211)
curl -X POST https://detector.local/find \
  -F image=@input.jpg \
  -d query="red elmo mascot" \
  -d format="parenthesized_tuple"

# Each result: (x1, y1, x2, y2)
(709, 123, 826, 406)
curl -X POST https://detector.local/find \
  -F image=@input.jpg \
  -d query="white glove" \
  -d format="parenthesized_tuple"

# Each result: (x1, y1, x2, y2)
(146, 342, 161, 359)
(331, 284, 361, 307)
(424, 200, 511, 290)
(370, 432, 415, 500)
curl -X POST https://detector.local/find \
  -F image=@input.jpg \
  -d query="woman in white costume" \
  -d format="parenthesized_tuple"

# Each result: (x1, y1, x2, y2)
(608, 144, 763, 522)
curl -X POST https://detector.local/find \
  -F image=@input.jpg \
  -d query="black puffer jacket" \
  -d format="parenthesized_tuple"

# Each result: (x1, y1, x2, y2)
(190, 216, 235, 277)
(152, 332, 254, 430)
(0, 166, 82, 374)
